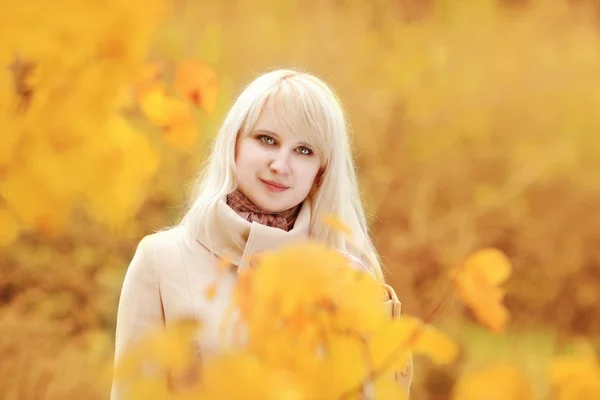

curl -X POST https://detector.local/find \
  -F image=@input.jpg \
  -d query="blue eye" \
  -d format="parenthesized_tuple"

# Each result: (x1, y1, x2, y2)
(259, 135, 276, 145)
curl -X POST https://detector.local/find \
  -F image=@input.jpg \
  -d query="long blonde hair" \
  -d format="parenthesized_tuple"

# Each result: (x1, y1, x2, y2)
(179, 69, 384, 282)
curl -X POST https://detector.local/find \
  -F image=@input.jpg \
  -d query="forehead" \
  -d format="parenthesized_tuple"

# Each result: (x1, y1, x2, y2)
(249, 93, 331, 153)
(252, 100, 302, 141)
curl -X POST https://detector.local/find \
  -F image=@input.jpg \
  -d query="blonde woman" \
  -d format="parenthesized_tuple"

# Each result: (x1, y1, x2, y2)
(111, 69, 412, 398)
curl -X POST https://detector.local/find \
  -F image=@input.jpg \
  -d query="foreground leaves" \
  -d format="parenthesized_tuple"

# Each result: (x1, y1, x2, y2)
(452, 364, 533, 400)
(548, 343, 600, 400)
(115, 242, 457, 400)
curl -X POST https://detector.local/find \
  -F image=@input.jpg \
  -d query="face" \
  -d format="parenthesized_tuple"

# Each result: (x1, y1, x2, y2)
(235, 102, 322, 212)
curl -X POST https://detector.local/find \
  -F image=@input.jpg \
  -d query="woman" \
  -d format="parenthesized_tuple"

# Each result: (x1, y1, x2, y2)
(111, 69, 412, 398)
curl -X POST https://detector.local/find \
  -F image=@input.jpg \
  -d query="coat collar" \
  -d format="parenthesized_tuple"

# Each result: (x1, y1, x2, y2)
(195, 198, 312, 269)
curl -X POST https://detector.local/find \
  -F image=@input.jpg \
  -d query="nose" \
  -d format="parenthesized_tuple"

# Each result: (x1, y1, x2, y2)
(269, 150, 291, 175)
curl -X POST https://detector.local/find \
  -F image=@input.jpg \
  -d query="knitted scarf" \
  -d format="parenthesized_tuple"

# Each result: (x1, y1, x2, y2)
(226, 189, 301, 232)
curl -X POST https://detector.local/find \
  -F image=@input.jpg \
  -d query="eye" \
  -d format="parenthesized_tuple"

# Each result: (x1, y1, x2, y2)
(258, 135, 276, 145)
(297, 146, 313, 156)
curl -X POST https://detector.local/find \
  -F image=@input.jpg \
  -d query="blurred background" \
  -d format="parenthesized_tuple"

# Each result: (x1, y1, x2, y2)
(2, 0, 600, 398)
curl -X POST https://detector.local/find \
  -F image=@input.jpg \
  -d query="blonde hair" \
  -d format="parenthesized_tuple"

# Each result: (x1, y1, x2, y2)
(179, 69, 384, 282)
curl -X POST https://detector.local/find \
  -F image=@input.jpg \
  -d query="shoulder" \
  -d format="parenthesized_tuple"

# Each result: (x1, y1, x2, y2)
(142, 225, 186, 250)
(135, 226, 187, 270)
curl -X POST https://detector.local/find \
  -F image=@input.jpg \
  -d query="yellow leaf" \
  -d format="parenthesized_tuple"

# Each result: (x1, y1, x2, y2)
(114, 319, 201, 383)
(451, 248, 512, 332)
(310, 335, 368, 398)
(163, 117, 198, 151)
(370, 316, 458, 372)
(548, 352, 600, 400)
(452, 364, 533, 400)
(138, 84, 171, 126)
(133, 62, 165, 98)
(322, 214, 352, 236)
(137, 84, 199, 150)
(243, 242, 387, 336)
(174, 59, 219, 113)
(412, 322, 459, 365)
(373, 376, 408, 400)
(123, 380, 171, 400)
(198, 352, 304, 400)
(464, 248, 511, 285)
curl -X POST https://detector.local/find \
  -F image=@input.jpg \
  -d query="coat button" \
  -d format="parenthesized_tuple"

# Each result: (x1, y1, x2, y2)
(401, 362, 411, 377)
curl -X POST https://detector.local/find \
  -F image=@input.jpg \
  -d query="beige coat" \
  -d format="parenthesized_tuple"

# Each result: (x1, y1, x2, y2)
(111, 199, 413, 399)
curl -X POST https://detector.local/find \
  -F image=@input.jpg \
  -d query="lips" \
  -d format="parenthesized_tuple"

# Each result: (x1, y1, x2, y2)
(260, 179, 289, 192)
(261, 179, 288, 188)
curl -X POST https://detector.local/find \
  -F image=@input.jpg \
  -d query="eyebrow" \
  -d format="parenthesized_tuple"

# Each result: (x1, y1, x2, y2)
(253, 129, 312, 148)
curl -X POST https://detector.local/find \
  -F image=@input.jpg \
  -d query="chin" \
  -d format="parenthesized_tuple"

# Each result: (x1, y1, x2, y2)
(250, 195, 281, 212)
(259, 196, 296, 213)
(262, 201, 291, 213)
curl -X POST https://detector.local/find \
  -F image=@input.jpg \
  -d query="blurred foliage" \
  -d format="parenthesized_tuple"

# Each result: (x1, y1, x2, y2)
(1, 0, 600, 399)
(113, 243, 459, 400)
(0, 310, 111, 399)
(0, 0, 166, 234)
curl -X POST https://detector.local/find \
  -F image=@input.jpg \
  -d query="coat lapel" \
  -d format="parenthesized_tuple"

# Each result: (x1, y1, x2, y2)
(195, 198, 312, 269)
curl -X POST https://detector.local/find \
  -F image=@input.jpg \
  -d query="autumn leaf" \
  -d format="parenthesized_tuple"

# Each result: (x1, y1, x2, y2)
(196, 352, 304, 400)
(549, 351, 600, 400)
(372, 376, 408, 400)
(132, 61, 165, 101)
(242, 242, 387, 334)
(305, 335, 369, 399)
(137, 83, 199, 150)
(138, 85, 188, 126)
(369, 316, 458, 373)
(452, 363, 532, 400)
(174, 59, 219, 113)
(323, 214, 352, 237)
(114, 318, 201, 384)
(162, 111, 198, 151)
(123, 380, 171, 400)
(451, 248, 512, 332)
(464, 248, 511, 285)
(411, 322, 458, 365)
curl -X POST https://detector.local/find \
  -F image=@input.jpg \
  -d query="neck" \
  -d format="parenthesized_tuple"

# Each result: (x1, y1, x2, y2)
(225, 189, 301, 232)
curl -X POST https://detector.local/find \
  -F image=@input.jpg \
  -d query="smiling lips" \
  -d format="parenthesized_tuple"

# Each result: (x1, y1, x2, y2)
(260, 179, 289, 193)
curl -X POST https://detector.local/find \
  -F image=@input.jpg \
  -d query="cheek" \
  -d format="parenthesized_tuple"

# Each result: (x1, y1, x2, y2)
(236, 141, 261, 169)
(296, 159, 321, 187)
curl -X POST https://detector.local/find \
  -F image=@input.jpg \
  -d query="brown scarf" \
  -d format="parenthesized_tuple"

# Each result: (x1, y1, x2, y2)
(226, 190, 301, 232)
